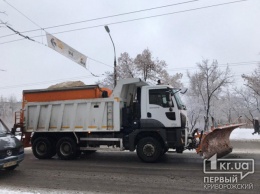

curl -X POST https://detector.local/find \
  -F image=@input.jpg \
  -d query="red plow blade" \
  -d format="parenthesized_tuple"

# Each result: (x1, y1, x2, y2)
(196, 123, 244, 159)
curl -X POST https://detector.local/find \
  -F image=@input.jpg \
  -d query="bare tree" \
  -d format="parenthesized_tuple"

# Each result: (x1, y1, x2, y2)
(233, 64, 260, 126)
(8, 95, 18, 115)
(96, 52, 137, 89)
(96, 71, 114, 89)
(0, 95, 21, 128)
(234, 87, 260, 125)
(185, 93, 203, 130)
(216, 90, 235, 124)
(117, 52, 138, 79)
(242, 64, 260, 96)
(187, 59, 233, 131)
(159, 70, 183, 88)
(134, 49, 166, 82)
(98, 49, 183, 89)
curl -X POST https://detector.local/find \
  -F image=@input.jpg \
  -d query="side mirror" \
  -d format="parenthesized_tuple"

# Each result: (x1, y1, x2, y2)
(168, 100, 173, 107)
(180, 88, 188, 94)
(168, 101, 173, 112)
(166, 92, 173, 112)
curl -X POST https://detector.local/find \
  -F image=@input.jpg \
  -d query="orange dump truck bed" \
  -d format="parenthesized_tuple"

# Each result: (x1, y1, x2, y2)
(18, 85, 111, 147)
(22, 85, 112, 108)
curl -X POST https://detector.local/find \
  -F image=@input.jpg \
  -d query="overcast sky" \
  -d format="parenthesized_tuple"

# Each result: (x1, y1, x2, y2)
(0, 0, 259, 100)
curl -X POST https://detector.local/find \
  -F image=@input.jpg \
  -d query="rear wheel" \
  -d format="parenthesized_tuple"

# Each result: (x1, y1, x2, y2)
(32, 137, 53, 159)
(137, 137, 162, 163)
(56, 137, 77, 160)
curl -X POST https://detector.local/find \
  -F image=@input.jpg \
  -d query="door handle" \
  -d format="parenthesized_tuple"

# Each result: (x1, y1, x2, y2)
(147, 112, 152, 118)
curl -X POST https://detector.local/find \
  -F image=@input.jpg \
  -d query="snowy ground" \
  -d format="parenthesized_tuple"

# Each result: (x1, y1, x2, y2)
(230, 128, 260, 140)
(0, 188, 90, 194)
(0, 189, 33, 194)
(2, 128, 259, 194)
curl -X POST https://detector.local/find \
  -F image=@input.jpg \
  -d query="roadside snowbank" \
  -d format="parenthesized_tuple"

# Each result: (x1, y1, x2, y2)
(230, 128, 260, 140)
(0, 189, 33, 194)
(0, 188, 95, 194)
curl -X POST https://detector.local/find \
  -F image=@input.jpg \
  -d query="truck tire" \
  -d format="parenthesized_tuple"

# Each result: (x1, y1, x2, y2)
(56, 137, 77, 160)
(137, 137, 162, 163)
(32, 137, 53, 159)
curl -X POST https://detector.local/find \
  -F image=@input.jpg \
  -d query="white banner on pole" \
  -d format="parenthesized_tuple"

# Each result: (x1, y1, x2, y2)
(46, 32, 87, 68)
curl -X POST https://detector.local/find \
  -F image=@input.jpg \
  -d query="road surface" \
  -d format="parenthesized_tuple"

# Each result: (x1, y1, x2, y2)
(0, 140, 259, 194)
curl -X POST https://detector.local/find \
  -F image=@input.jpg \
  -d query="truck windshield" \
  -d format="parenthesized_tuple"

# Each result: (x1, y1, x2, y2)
(172, 89, 186, 110)
(0, 120, 8, 135)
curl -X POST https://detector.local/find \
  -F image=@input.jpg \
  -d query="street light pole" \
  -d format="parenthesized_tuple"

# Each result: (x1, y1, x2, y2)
(104, 25, 117, 87)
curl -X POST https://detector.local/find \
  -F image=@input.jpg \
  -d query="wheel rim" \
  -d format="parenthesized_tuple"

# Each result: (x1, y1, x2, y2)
(60, 142, 72, 156)
(36, 141, 47, 156)
(143, 143, 155, 157)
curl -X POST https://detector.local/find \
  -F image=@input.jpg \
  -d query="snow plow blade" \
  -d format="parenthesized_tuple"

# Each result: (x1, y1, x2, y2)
(196, 124, 244, 159)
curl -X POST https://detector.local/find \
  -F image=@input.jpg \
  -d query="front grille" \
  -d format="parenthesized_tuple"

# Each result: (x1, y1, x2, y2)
(0, 148, 20, 159)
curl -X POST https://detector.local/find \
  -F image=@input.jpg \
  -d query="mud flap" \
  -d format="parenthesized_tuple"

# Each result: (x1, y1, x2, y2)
(196, 124, 244, 159)
(22, 132, 32, 148)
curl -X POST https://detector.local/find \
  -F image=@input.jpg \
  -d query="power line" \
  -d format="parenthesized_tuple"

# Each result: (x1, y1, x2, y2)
(2, 0, 46, 44)
(179, 73, 251, 85)
(3, 0, 43, 30)
(6, 25, 36, 42)
(0, 56, 112, 90)
(0, 24, 112, 68)
(2, 60, 255, 90)
(0, 0, 251, 72)
(2, 0, 113, 70)
(0, 0, 249, 45)
(0, 74, 105, 90)
(167, 61, 260, 71)
(0, 18, 46, 46)
(0, 0, 200, 39)
(88, 57, 113, 68)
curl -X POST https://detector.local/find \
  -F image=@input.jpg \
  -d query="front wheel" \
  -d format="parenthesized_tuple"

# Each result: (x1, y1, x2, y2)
(32, 137, 53, 159)
(136, 137, 162, 163)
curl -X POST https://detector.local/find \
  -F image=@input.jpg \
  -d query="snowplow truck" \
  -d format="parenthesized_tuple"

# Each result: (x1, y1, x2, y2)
(12, 78, 240, 162)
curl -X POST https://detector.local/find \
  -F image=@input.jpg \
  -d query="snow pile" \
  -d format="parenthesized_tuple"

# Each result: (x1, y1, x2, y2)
(230, 128, 260, 140)
(48, 81, 85, 89)
(0, 189, 34, 194)
(0, 188, 95, 194)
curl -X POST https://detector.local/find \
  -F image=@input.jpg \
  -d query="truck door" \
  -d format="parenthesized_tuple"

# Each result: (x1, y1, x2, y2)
(146, 88, 180, 128)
